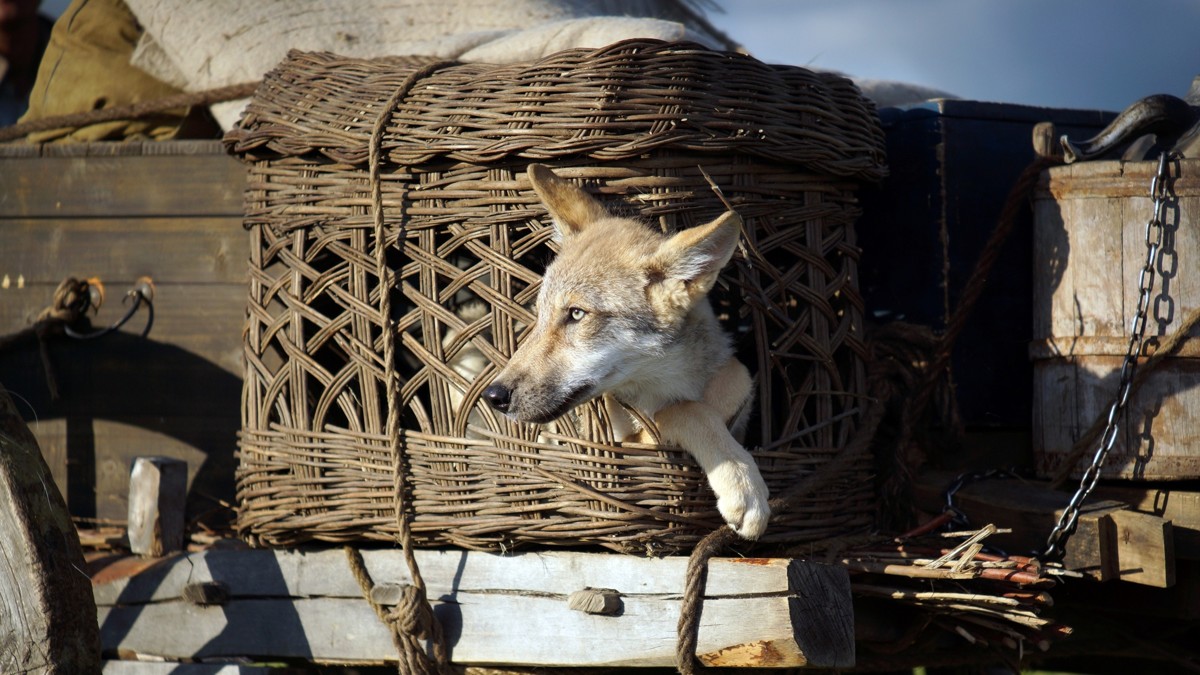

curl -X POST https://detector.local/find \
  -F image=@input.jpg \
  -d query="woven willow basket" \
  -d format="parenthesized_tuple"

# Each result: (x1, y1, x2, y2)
(227, 41, 886, 554)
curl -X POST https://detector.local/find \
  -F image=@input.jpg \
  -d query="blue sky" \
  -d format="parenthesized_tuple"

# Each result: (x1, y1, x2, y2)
(714, 0, 1199, 112)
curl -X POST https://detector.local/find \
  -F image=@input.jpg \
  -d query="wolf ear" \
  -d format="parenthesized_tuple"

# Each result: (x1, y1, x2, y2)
(651, 211, 742, 306)
(527, 164, 611, 240)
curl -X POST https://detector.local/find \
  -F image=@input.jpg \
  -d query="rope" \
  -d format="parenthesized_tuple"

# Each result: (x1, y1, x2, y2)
(345, 546, 446, 675)
(676, 394, 888, 673)
(0, 81, 260, 142)
(675, 156, 1059, 673)
(369, 61, 455, 675)
(0, 277, 96, 399)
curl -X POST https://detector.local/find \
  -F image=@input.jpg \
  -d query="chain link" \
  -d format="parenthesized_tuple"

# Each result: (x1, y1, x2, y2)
(1040, 151, 1175, 561)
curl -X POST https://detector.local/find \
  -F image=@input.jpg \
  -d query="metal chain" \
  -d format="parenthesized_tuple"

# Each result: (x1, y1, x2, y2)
(1040, 151, 1175, 561)
(942, 468, 1018, 530)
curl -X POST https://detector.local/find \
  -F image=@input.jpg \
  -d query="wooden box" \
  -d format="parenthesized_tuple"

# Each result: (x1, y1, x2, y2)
(857, 100, 1114, 431)
(0, 141, 246, 521)
(1032, 158, 1200, 480)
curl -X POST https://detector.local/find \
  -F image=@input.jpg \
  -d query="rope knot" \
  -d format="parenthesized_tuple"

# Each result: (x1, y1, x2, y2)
(35, 277, 93, 328)
(386, 584, 437, 638)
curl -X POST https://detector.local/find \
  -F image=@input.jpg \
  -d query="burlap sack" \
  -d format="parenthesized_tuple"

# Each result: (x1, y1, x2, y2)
(19, 0, 210, 142)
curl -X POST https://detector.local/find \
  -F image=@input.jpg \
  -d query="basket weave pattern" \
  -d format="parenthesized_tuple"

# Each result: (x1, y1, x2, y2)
(229, 42, 886, 553)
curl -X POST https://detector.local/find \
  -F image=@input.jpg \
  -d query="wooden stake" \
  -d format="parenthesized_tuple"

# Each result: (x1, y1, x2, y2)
(126, 457, 187, 557)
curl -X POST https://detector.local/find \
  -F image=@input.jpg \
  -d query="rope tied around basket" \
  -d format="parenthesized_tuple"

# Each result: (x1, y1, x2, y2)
(386, 584, 441, 637)
(344, 547, 448, 675)
(365, 60, 456, 675)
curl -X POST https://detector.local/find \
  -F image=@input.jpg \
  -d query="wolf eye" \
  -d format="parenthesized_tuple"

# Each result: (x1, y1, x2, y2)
(567, 307, 587, 322)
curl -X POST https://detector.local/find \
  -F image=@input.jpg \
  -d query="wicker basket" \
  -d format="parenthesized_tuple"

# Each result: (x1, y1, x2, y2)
(227, 41, 887, 554)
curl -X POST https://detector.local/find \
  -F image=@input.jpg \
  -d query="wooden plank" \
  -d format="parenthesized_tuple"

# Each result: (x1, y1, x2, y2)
(0, 141, 229, 159)
(1, 281, 244, 520)
(0, 384, 99, 674)
(1063, 508, 1117, 581)
(1092, 485, 1200, 560)
(41, 140, 229, 158)
(1, 280, 244, 519)
(0, 143, 42, 158)
(1031, 187, 1071, 341)
(1031, 359, 1079, 479)
(127, 457, 188, 557)
(0, 154, 244, 218)
(0, 218, 248, 285)
(93, 549, 854, 668)
(1071, 195, 1125, 337)
(91, 418, 237, 523)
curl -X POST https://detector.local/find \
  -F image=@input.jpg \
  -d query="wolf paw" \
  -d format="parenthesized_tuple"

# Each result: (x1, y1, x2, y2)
(709, 461, 771, 540)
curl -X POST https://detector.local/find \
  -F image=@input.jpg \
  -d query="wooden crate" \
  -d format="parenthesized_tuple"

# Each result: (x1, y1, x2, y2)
(857, 100, 1114, 431)
(0, 141, 246, 521)
(1032, 158, 1200, 480)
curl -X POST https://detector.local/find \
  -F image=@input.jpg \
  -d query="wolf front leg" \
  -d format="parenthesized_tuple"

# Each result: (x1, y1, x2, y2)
(654, 400, 770, 539)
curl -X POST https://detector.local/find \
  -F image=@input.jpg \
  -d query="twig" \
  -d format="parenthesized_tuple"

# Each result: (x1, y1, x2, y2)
(851, 583, 1031, 608)
(841, 559, 977, 580)
(925, 524, 996, 569)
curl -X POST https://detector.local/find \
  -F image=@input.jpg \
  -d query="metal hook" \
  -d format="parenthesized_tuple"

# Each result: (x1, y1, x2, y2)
(1060, 94, 1195, 163)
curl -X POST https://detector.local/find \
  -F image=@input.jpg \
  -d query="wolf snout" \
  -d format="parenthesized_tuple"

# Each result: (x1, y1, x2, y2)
(482, 382, 512, 413)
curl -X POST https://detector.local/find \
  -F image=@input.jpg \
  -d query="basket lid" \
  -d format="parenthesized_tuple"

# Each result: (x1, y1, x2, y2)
(225, 39, 887, 181)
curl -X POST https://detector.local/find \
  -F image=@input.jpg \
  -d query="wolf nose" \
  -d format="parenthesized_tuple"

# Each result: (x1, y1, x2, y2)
(483, 383, 512, 413)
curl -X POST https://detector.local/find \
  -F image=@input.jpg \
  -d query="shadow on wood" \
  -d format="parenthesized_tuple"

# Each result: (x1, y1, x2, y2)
(0, 331, 240, 521)
(97, 549, 310, 664)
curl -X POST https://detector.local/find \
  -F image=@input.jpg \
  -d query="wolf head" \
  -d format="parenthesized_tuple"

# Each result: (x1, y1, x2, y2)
(483, 164, 741, 424)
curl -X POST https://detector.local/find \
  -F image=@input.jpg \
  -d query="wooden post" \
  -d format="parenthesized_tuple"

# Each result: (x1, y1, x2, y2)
(127, 457, 187, 557)
(0, 383, 100, 673)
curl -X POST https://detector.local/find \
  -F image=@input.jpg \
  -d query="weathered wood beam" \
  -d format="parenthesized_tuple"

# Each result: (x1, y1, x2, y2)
(94, 548, 854, 669)
(0, 145, 243, 218)
(0, 384, 100, 673)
